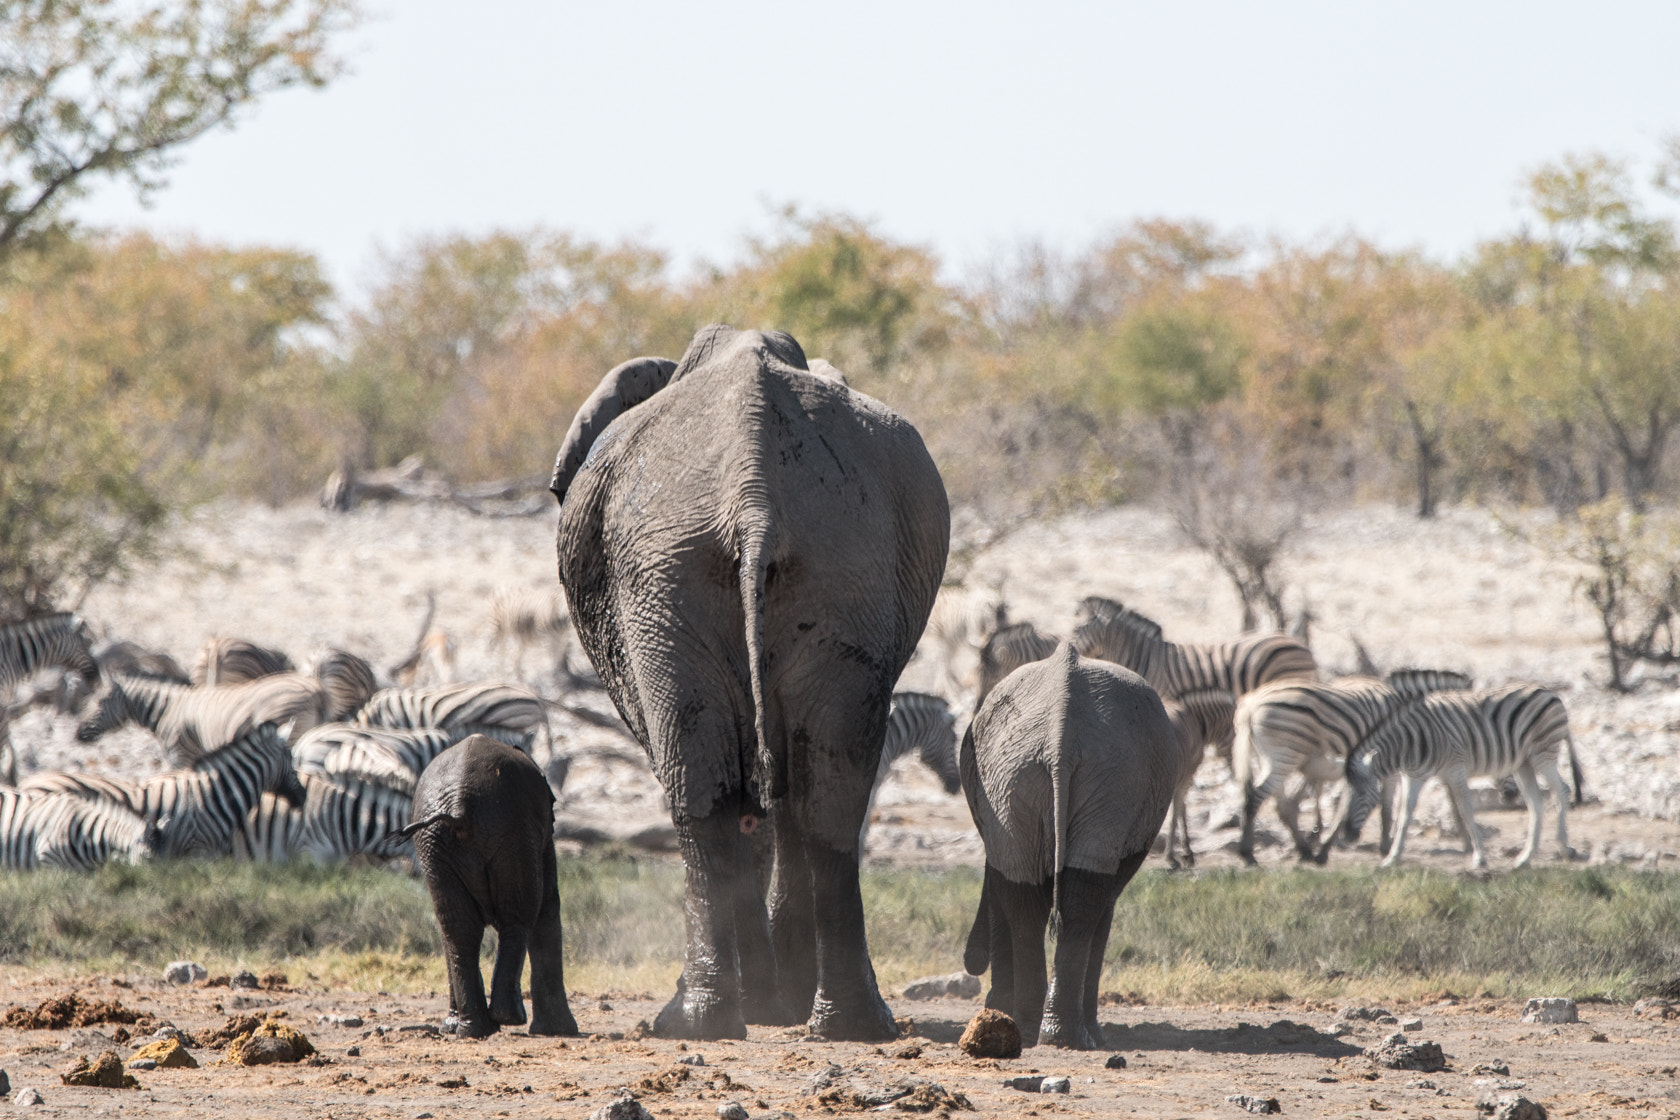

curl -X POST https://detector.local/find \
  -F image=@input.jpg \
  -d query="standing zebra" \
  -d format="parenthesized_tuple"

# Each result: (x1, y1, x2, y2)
(354, 682, 547, 753)
(0, 613, 99, 695)
(1231, 669, 1474, 863)
(923, 584, 1007, 697)
(291, 723, 458, 796)
(1159, 689, 1238, 870)
(974, 621, 1061, 711)
(1326, 683, 1584, 870)
(486, 587, 570, 679)
(861, 691, 962, 850)
(1070, 598, 1318, 741)
(191, 637, 293, 686)
(308, 648, 379, 721)
(76, 673, 331, 762)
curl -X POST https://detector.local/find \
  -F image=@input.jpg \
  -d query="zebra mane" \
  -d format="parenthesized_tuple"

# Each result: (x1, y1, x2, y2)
(1095, 606, 1164, 645)
(0, 611, 77, 636)
(1385, 668, 1473, 696)
(1078, 596, 1127, 623)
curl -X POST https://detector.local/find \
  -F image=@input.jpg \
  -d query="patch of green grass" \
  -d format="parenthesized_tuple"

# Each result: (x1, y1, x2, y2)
(0, 858, 1674, 1004)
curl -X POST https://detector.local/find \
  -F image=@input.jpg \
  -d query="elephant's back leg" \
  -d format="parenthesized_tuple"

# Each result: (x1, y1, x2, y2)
(527, 839, 579, 1036)
(414, 832, 494, 1037)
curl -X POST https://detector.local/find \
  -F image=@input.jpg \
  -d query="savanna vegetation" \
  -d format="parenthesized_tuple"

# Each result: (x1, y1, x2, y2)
(1, 858, 1675, 1003)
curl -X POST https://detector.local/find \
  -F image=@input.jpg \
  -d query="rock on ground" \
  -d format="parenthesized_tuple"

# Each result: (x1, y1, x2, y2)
(901, 971, 983, 1000)
(1521, 998, 1578, 1024)
(589, 1097, 655, 1120)
(1484, 1095, 1548, 1120)
(1227, 1094, 1283, 1115)
(60, 1050, 139, 1089)
(163, 962, 207, 986)
(1365, 1032, 1447, 1072)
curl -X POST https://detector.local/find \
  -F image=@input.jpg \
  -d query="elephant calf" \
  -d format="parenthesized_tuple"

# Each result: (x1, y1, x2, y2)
(401, 735, 578, 1038)
(962, 643, 1177, 1049)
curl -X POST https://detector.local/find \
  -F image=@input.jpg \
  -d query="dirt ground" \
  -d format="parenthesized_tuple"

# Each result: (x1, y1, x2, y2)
(1, 977, 1676, 1118)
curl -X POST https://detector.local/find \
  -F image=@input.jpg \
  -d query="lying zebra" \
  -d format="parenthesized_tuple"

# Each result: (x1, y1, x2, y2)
(292, 723, 458, 796)
(353, 682, 546, 752)
(234, 774, 414, 866)
(0, 787, 155, 871)
(76, 673, 331, 762)
(24, 722, 305, 858)
(1325, 683, 1584, 869)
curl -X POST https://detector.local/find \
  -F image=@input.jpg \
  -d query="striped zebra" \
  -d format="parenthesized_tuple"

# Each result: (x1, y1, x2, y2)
(923, 584, 1007, 696)
(139, 722, 308, 859)
(0, 789, 153, 870)
(75, 673, 331, 762)
(308, 648, 379, 721)
(487, 587, 570, 678)
(292, 722, 458, 796)
(19, 769, 144, 812)
(1072, 597, 1317, 716)
(1, 613, 98, 695)
(1159, 689, 1238, 870)
(191, 637, 294, 686)
(93, 639, 190, 684)
(1231, 669, 1473, 864)
(1329, 683, 1584, 870)
(975, 621, 1061, 711)
(354, 683, 546, 753)
(233, 774, 413, 865)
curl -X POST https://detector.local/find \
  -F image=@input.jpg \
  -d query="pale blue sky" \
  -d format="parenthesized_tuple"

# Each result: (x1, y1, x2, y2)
(79, 1, 1680, 291)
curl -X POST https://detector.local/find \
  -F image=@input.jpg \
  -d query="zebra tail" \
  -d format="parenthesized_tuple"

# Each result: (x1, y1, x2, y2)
(739, 514, 782, 806)
(395, 811, 463, 839)
(1231, 703, 1255, 794)
(1567, 732, 1584, 807)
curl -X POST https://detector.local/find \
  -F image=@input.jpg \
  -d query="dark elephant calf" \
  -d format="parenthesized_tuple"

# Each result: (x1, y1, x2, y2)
(401, 734, 578, 1038)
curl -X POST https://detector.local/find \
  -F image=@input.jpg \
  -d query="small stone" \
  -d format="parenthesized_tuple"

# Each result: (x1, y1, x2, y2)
(588, 1094, 655, 1120)
(958, 1008, 1022, 1059)
(128, 1038, 196, 1069)
(13, 1086, 42, 1106)
(163, 961, 207, 986)
(1520, 998, 1577, 1024)
(318, 1013, 365, 1029)
(901, 971, 984, 1001)
(130, 1059, 157, 1070)
(1040, 1076, 1071, 1093)
(1472, 1062, 1511, 1077)
(1365, 1032, 1446, 1072)
(345, 1046, 360, 1057)
(1407, 1080, 1437, 1090)
(1105, 1054, 1127, 1069)
(1401, 1018, 1423, 1031)
(597, 999, 613, 1012)
(716, 1104, 750, 1120)
(1338, 1006, 1394, 1022)
(1482, 1094, 1547, 1120)
(1633, 998, 1676, 1019)
(1003, 1076, 1044, 1092)
(1226, 1093, 1283, 1114)
(676, 1054, 706, 1066)
(231, 970, 260, 990)
(149, 1026, 190, 1046)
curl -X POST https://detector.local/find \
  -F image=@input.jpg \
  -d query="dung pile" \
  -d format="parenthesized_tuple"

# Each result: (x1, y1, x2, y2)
(60, 1051, 139, 1089)
(4, 994, 151, 1031)
(957, 1009, 1021, 1059)
(221, 1019, 315, 1066)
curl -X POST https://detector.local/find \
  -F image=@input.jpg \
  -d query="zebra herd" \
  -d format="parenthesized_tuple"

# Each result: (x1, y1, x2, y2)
(936, 589, 1585, 871)
(0, 612, 555, 872)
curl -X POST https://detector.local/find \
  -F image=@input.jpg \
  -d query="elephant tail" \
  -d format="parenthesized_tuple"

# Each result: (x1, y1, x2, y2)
(1049, 752, 1070, 937)
(394, 811, 463, 840)
(739, 515, 783, 803)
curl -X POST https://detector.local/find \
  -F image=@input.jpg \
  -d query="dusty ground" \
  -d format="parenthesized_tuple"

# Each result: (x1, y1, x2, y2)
(0, 976, 1676, 1118)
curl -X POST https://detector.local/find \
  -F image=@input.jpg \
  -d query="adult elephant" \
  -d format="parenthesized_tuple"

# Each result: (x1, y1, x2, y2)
(552, 325, 949, 1042)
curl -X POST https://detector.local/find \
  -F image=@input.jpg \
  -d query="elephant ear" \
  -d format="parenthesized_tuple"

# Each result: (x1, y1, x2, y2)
(548, 356, 677, 504)
(807, 359, 850, 387)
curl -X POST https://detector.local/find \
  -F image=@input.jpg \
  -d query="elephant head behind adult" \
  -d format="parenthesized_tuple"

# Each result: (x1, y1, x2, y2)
(553, 325, 950, 1042)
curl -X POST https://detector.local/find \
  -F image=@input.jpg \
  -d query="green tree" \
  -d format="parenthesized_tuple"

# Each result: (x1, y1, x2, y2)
(0, 0, 355, 259)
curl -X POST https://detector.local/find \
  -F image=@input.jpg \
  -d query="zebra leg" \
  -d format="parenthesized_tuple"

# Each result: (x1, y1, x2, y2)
(1275, 776, 1314, 859)
(1175, 786, 1195, 868)
(1534, 755, 1580, 861)
(1440, 772, 1486, 870)
(1509, 763, 1546, 869)
(1239, 770, 1287, 865)
(1379, 775, 1423, 868)
(1378, 774, 1396, 855)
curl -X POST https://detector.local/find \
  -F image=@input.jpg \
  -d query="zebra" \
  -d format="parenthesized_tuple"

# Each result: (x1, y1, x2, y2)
(974, 621, 1061, 711)
(93, 638, 190, 684)
(19, 769, 145, 812)
(1070, 598, 1318, 728)
(1, 613, 99, 696)
(308, 648, 379, 721)
(0, 788, 152, 870)
(1328, 683, 1584, 870)
(291, 722, 458, 796)
(191, 637, 294, 686)
(234, 774, 413, 865)
(354, 682, 546, 753)
(1231, 669, 1473, 864)
(487, 587, 570, 678)
(1159, 689, 1238, 870)
(137, 722, 307, 859)
(75, 672, 331, 762)
(922, 584, 1007, 696)
(858, 691, 960, 851)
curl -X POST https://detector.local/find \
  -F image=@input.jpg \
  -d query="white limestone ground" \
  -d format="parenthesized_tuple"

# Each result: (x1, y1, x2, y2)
(10, 498, 1677, 869)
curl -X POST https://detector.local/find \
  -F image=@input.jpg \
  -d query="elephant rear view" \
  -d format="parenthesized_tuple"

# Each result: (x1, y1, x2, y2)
(962, 642, 1177, 1049)
(401, 734, 578, 1039)
(554, 325, 949, 1041)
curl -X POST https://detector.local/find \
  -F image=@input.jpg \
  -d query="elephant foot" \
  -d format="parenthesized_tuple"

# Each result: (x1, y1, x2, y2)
(651, 986, 747, 1041)
(528, 1007, 580, 1037)
(452, 1015, 499, 1040)
(1038, 1014, 1097, 1050)
(743, 990, 797, 1028)
(807, 990, 898, 1042)
(489, 997, 527, 1027)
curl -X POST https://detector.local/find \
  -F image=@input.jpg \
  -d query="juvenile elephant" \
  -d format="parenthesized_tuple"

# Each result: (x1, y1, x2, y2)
(553, 325, 949, 1041)
(961, 643, 1178, 1049)
(400, 734, 578, 1039)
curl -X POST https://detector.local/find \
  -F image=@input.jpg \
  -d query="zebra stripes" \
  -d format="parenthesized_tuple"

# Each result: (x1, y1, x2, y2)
(309, 648, 378, 721)
(881, 692, 960, 793)
(355, 683, 546, 751)
(0, 613, 98, 695)
(975, 622, 1060, 710)
(1159, 689, 1237, 869)
(1071, 598, 1318, 723)
(192, 637, 294, 686)
(292, 723, 458, 796)
(234, 774, 413, 865)
(0, 788, 153, 870)
(1332, 683, 1583, 870)
(76, 672, 330, 762)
